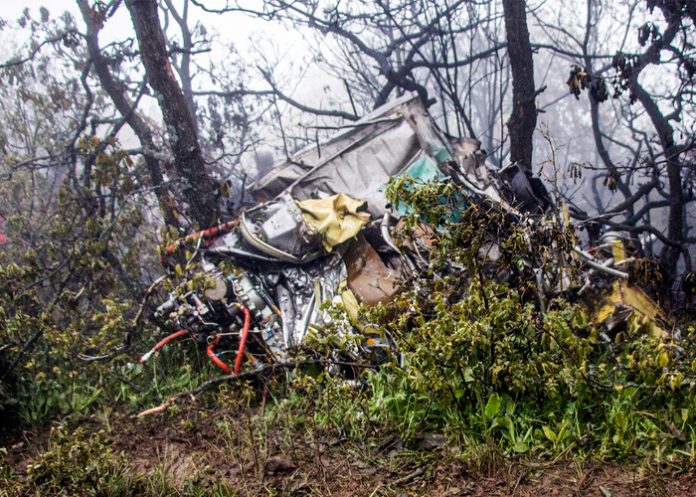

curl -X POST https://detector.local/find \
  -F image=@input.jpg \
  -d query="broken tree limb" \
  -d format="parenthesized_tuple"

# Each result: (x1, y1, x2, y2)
(132, 275, 169, 328)
(136, 362, 302, 417)
(136, 359, 376, 417)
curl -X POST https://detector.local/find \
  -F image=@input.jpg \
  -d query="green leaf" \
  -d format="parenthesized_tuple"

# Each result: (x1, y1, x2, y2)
(542, 425, 557, 443)
(484, 393, 501, 421)
(463, 367, 474, 383)
(512, 441, 529, 453)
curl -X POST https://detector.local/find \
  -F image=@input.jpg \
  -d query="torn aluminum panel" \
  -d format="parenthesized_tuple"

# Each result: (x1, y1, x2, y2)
(239, 192, 325, 264)
(214, 191, 372, 265)
(148, 94, 560, 380)
(452, 138, 491, 189)
(276, 253, 347, 347)
(587, 239, 671, 337)
(591, 279, 672, 338)
(450, 138, 506, 205)
(250, 95, 452, 219)
(498, 163, 552, 213)
(205, 228, 280, 263)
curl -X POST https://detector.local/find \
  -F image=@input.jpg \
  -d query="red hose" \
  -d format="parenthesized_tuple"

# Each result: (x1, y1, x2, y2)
(139, 329, 187, 364)
(160, 219, 240, 266)
(205, 305, 251, 375)
(207, 336, 232, 375)
(233, 306, 251, 374)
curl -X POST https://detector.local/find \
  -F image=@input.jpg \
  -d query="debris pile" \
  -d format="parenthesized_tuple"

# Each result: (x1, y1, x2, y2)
(144, 94, 670, 377)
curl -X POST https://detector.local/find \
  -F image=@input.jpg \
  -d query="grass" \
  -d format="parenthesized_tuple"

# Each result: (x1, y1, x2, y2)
(3, 388, 695, 497)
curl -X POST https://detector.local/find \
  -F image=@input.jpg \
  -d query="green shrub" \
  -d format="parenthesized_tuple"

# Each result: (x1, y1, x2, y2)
(302, 177, 696, 462)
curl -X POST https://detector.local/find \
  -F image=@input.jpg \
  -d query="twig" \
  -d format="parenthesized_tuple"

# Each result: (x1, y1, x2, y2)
(136, 362, 301, 417)
(126, 274, 170, 346)
(392, 466, 425, 486)
(0, 329, 43, 383)
(136, 359, 375, 417)
(133, 275, 169, 327)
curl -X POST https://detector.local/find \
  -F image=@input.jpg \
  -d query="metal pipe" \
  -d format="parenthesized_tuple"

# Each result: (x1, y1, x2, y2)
(572, 247, 629, 279)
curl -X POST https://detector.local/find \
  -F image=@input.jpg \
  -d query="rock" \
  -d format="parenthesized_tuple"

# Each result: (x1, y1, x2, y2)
(264, 455, 297, 475)
(414, 433, 448, 450)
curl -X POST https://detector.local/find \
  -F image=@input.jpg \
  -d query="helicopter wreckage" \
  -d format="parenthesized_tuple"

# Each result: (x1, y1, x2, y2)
(142, 94, 672, 379)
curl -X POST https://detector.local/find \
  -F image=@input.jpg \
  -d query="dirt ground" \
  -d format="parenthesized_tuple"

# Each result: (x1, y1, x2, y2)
(4, 406, 696, 497)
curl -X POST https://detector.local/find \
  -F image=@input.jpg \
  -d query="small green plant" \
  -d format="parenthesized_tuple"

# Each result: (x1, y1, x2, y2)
(1, 423, 240, 497)
(25, 426, 132, 496)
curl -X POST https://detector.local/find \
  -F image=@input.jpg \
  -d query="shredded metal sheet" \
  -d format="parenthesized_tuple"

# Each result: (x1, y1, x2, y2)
(239, 193, 323, 263)
(276, 253, 347, 347)
(250, 95, 451, 218)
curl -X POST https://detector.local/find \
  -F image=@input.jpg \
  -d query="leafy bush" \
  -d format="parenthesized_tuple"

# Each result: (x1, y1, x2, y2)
(304, 176, 696, 462)
(0, 424, 238, 497)
(0, 150, 211, 427)
(24, 426, 132, 496)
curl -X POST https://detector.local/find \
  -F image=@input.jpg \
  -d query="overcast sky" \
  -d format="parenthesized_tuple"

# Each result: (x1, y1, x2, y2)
(0, 0, 339, 127)
(1, 1, 301, 50)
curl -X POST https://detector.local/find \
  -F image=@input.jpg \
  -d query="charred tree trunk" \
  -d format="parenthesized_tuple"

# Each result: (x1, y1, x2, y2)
(125, 0, 218, 228)
(78, 0, 179, 228)
(502, 0, 537, 171)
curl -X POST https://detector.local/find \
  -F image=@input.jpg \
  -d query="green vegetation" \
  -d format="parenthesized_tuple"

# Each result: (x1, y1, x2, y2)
(301, 177, 696, 462)
(1, 425, 238, 497)
(2, 175, 696, 496)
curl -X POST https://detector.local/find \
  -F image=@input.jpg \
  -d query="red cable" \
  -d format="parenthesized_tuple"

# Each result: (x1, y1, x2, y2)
(139, 329, 187, 364)
(234, 306, 251, 374)
(207, 306, 250, 374)
(207, 336, 232, 375)
(161, 219, 240, 266)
